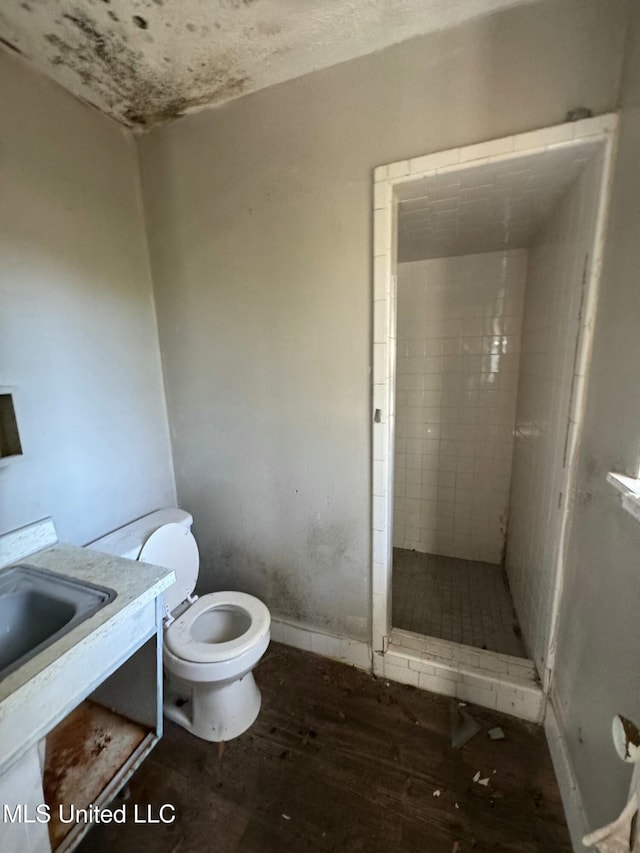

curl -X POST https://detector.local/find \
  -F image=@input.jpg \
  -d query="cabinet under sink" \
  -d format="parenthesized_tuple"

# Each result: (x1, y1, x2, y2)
(0, 517, 174, 853)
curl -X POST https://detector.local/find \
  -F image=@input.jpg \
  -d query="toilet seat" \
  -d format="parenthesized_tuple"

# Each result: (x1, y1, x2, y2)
(164, 591, 270, 664)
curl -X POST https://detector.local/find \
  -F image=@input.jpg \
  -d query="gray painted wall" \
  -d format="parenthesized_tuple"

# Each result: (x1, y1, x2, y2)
(552, 3, 640, 833)
(0, 50, 176, 547)
(138, 0, 628, 641)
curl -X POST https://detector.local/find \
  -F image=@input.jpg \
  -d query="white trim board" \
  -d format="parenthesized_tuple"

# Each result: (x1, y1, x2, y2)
(545, 699, 589, 852)
(270, 618, 372, 672)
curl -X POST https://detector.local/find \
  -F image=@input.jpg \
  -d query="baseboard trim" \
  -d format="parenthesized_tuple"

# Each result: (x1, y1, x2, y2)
(270, 618, 372, 672)
(545, 699, 589, 852)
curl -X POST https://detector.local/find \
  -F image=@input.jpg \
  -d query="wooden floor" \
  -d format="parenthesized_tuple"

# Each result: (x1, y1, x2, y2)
(78, 643, 571, 853)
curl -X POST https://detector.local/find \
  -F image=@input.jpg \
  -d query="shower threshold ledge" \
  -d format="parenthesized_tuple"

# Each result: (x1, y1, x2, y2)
(382, 628, 544, 723)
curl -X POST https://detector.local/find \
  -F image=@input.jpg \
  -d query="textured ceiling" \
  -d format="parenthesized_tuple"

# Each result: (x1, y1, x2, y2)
(397, 141, 601, 262)
(0, 0, 529, 129)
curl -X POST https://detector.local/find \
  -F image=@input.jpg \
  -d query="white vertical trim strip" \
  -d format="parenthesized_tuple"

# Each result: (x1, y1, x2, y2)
(543, 116, 619, 691)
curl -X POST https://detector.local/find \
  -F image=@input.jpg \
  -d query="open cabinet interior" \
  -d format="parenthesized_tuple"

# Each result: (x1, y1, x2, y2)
(41, 635, 161, 853)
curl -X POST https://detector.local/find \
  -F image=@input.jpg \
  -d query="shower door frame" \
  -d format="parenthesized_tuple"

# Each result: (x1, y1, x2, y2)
(370, 115, 618, 693)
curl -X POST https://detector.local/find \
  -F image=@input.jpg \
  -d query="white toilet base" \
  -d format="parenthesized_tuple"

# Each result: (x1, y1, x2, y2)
(164, 670, 262, 742)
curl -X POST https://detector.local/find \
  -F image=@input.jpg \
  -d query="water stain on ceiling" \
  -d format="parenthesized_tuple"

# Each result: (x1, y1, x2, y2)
(0, 0, 528, 129)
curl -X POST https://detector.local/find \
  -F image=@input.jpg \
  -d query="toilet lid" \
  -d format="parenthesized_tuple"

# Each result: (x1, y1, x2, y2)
(139, 523, 199, 613)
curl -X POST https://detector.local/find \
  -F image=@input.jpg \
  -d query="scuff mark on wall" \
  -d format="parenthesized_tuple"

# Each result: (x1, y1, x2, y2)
(200, 518, 364, 637)
(208, 545, 313, 625)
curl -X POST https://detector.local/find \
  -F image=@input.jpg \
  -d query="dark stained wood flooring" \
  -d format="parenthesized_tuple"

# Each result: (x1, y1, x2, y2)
(78, 643, 571, 853)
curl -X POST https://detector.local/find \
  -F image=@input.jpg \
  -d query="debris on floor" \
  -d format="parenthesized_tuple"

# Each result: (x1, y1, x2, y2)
(450, 701, 481, 750)
(403, 706, 419, 724)
(301, 728, 318, 746)
(432, 789, 442, 797)
(75, 644, 573, 853)
(488, 726, 506, 740)
(473, 771, 490, 786)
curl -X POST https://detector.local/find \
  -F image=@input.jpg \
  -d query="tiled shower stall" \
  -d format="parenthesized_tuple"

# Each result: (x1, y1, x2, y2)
(372, 116, 617, 708)
(391, 147, 606, 663)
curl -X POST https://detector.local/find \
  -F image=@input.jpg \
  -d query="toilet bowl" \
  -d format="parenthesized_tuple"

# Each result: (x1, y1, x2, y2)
(89, 508, 270, 742)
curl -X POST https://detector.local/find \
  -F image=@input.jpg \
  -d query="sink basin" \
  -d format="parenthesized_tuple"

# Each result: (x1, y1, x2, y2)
(0, 565, 117, 680)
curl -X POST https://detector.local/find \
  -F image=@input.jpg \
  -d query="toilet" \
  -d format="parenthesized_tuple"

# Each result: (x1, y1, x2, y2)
(89, 508, 270, 742)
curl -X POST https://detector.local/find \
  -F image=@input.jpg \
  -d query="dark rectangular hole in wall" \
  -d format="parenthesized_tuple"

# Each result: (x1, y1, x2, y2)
(0, 394, 22, 458)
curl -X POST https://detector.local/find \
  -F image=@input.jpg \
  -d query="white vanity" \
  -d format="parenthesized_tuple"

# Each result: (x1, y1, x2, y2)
(0, 518, 174, 853)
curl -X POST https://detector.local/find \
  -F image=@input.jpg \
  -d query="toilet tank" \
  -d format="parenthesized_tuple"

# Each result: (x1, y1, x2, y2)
(88, 508, 193, 560)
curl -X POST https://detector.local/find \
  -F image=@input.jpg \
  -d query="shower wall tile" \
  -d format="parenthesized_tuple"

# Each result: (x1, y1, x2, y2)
(505, 154, 603, 672)
(393, 250, 527, 564)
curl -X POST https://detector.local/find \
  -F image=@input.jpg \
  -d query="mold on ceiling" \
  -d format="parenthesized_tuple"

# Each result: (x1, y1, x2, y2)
(0, 0, 528, 129)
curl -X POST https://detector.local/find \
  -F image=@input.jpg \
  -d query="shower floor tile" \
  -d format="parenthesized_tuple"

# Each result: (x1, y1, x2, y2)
(392, 548, 527, 658)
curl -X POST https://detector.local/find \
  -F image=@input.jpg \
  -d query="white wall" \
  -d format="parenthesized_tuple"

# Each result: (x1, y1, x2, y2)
(551, 2, 640, 835)
(506, 152, 603, 673)
(138, 0, 628, 641)
(394, 251, 526, 564)
(0, 50, 176, 547)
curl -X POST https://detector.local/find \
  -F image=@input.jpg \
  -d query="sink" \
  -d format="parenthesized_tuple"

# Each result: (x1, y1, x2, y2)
(0, 565, 117, 680)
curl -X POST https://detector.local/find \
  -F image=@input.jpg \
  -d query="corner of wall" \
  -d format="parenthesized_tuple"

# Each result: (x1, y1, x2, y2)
(545, 697, 589, 852)
(129, 132, 178, 508)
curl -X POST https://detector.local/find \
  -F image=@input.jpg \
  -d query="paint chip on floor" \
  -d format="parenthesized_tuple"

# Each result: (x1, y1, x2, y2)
(488, 727, 506, 740)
